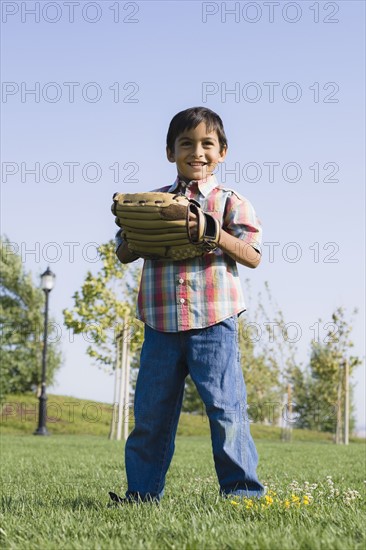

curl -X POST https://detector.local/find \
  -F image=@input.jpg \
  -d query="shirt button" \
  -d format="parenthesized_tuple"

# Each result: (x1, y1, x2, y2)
(179, 298, 185, 304)
(178, 278, 184, 284)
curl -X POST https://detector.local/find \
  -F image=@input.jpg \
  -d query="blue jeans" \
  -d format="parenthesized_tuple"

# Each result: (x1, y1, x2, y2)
(125, 315, 265, 501)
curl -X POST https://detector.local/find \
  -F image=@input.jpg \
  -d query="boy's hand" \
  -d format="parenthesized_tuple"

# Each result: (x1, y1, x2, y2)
(189, 209, 220, 246)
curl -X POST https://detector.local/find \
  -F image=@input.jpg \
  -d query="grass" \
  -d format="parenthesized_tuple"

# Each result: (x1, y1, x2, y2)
(1, 434, 365, 549)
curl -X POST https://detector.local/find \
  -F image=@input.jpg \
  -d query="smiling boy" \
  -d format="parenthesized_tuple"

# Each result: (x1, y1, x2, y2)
(113, 107, 265, 503)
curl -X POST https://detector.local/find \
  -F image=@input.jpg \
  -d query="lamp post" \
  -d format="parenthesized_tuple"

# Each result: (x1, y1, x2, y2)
(34, 267, 55, 436)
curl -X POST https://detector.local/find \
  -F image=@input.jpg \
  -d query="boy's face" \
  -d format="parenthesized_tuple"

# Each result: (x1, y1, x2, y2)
(166, 122, 227, 182)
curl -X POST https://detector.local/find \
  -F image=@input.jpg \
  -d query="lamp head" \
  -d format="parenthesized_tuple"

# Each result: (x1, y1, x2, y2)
(41, 266, 55, 291)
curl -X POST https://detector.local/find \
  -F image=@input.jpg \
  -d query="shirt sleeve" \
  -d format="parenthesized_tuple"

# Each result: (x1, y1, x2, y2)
(115, 228, 124, 252)
(223, 192, 263, 254)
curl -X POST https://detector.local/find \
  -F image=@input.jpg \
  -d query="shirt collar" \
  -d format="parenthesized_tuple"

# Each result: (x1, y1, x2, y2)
(168, 174, 218, 198)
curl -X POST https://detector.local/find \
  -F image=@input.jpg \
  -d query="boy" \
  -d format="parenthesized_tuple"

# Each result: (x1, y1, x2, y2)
(112, 107, 265, 503)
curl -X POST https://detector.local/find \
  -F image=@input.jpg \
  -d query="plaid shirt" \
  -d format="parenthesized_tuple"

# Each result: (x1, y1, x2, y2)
(116, 175, 262, 332)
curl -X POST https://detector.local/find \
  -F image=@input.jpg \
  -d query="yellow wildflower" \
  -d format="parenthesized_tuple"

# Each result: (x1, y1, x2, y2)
(284, 500, 290, 509)
(265, 495, 274, 505)
(230, 500, 239, 506)
(240, 498, 256, 511)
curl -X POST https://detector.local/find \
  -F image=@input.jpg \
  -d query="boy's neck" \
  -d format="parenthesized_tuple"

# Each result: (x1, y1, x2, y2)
(178, 174, 213, 185)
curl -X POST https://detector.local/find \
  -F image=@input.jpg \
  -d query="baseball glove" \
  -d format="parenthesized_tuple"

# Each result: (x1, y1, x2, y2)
(111, 192, 221, 261)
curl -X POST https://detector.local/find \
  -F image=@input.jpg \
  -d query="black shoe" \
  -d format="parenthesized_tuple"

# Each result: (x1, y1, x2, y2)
(108, 491, 134, 505)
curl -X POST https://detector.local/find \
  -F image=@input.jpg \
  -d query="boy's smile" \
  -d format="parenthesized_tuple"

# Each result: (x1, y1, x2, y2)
(167, 122, 227, 183)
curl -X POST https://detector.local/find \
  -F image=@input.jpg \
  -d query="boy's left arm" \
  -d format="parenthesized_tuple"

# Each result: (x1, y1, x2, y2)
(217, 229, 261, 268)
(189, 192, 262, 268)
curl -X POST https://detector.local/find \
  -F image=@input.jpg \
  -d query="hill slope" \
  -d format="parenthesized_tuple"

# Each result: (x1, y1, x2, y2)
(1, 393, 363, 442)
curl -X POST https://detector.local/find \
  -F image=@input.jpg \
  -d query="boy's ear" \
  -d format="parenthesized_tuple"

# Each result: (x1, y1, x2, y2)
(166, 147, 175, 163)
(218, 147, 227, 162)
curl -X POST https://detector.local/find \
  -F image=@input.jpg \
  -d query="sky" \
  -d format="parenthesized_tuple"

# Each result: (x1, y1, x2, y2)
(1, 0, 365, 433)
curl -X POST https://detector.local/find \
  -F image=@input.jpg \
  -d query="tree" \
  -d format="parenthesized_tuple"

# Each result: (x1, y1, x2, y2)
(63, 240, 143, 373)
(238, 280, 296, 425)
(0, 236, 62, 403)
(181, 375, 204, 414)
(290, 307, 361, 434)
(286, 364, 313, 430)
(238, 321, 282, 424)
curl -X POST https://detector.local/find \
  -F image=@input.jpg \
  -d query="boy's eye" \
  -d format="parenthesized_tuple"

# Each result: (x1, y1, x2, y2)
(179, 139, 215, 147)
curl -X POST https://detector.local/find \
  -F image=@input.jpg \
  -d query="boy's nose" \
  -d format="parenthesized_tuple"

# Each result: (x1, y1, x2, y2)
(192, 145, 204, 157)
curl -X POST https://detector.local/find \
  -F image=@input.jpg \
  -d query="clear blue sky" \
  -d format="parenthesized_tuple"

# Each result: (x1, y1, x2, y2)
(1, 1, 365, 432)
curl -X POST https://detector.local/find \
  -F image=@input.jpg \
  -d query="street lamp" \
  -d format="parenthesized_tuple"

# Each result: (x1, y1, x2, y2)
(34, 267, 56, 436)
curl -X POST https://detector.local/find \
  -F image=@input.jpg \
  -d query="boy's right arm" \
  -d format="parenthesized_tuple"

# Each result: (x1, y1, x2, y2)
(115, 229, 140, 264)
(116, 240, 140, 264)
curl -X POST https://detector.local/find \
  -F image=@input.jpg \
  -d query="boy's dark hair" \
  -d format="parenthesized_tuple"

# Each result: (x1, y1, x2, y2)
(166, 107, 228, 153)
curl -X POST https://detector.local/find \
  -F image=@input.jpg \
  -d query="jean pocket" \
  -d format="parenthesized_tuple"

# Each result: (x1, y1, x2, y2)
(220, 315, 238, 330)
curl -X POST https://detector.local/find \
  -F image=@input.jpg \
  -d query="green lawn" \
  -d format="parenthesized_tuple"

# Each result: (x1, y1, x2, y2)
(1, 435, 365, 549)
